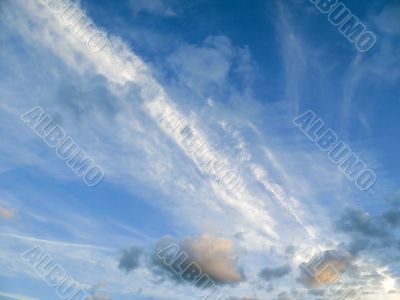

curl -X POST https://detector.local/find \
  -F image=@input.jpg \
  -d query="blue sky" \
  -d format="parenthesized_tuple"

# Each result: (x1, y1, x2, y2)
(0, 0, 399, 299)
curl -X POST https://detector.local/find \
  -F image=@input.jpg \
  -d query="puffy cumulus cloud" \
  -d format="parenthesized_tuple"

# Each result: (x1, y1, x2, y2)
(149, 236, 183, 283)
(0, 206, 14, 220)
(167, 35, 233, 84)
(333, 203, 400, 297)
(150, 234, 243, 285)
(259, 264, 291, 281)
(182, 234, 242, 283)
(297, 250, 351, 288)
(166, 35, 255, 95)
(118, 247, 142, 274)
(336, 257, 400, 298)
(337, 208, 388, 238)
(336, 204, 400, 256)
(383, 209, 400, 227)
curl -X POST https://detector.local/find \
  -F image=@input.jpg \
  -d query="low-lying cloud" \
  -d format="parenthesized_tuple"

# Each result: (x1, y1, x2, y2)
(297, 250, 351, 288)
(118, 234, 243, 286)
(181, 234, 242, 283)
(118, 247, 142, 274)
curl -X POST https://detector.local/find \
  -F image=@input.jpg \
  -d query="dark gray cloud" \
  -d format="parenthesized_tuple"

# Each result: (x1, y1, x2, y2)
(327, 201, 400, 296)
(336, 205, 400, 256)
(148, 236, 183, 284)
(384, 209, 400, 227)
(259, 264, 291, 281)
(337, 208, 388, 238)
(118, 247, 142, 274)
